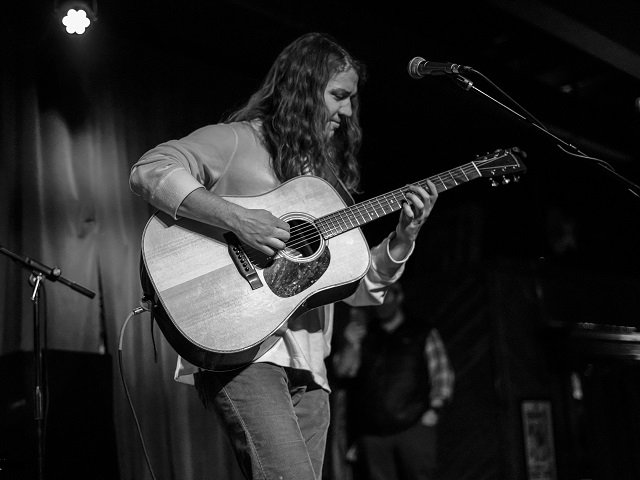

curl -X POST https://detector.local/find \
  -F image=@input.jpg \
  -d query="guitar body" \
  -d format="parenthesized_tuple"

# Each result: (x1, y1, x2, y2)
(141, 176, 371, 371)
(140, 148, 527, 371)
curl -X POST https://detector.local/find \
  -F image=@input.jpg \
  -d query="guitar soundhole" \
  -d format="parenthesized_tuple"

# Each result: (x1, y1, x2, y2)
(263, 214, 331, 298)
(283, 219, 323, 261)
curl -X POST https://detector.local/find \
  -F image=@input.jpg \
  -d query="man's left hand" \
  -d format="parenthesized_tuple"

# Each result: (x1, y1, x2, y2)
(396, 180, 438, 244)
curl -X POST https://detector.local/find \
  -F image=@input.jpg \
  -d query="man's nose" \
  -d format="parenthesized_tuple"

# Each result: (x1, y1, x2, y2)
(339, 100, 352, 117)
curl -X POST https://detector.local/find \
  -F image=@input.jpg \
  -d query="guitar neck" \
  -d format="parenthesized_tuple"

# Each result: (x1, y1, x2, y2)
(316, 161, 482, 239)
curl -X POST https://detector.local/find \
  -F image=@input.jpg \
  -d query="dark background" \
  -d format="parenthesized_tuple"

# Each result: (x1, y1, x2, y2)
(4, 1, 640, 479)
(65, 0, 640, 274)
(17, 0, 640, 277)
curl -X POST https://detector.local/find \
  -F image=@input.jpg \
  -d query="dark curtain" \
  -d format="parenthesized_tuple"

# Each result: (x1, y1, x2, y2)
(5, 7, 638, 480)
(0, 13, 245, 480)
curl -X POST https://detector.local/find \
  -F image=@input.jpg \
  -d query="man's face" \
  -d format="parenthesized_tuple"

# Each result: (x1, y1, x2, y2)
(323, 67, 358, 138)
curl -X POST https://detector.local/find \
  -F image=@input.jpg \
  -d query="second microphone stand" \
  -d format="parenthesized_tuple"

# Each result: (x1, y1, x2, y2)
(0, 245, 95, 480)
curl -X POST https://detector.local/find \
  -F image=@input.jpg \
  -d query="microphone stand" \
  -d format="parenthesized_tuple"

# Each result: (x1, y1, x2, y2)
(0, 245, 95, 480)
(449, 73, 640, 198)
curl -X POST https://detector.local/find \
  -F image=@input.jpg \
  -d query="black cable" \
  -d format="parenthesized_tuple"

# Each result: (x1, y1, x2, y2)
(117, 304, 158, 480)
(150, 312, 158, 364)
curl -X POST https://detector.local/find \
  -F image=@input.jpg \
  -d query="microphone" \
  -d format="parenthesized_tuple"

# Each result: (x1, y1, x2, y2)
(408, 57, 471, 78)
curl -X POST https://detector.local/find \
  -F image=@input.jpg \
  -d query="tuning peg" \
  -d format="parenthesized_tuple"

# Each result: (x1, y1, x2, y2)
(513, 175, 521, 182)
(502, 177, 511, 185)
(491, 179, 500, 187)
(511, 146, 527, 158)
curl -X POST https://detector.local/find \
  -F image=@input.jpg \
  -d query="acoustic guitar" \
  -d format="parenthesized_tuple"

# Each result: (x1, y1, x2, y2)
(141, 148, 526, 370)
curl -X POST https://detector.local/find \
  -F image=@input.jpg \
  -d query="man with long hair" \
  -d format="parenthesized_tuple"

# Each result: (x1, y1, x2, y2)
(130, 32, 438, 480)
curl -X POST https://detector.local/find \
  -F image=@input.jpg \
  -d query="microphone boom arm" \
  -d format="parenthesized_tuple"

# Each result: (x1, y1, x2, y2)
(0, 245, 96, 298)
(451, 71, 640, 198)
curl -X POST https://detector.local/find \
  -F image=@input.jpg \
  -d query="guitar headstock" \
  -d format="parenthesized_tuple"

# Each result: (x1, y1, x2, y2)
(474, 147, 527, 186)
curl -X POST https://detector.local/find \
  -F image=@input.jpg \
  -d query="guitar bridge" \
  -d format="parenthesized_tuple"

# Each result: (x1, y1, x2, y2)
(224, 233, 263, 290)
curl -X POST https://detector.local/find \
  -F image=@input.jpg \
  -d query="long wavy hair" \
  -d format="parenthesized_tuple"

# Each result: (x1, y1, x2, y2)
(227, 32, 366, 192)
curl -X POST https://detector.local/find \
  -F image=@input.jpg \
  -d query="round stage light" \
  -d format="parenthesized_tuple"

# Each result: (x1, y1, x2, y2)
(56, 1, 97, 35)
(61, 8, 91, 34)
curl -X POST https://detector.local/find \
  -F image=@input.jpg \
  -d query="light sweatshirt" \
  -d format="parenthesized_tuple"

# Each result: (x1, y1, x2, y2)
(130, 121, 412, 390)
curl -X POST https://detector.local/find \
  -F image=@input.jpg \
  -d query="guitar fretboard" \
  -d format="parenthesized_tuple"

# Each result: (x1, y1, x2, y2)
(315, 161, 482, 239)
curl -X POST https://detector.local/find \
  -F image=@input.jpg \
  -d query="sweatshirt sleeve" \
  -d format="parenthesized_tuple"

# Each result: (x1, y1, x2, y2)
(129, 124, 238, 218)
(342, 233, 415, 307)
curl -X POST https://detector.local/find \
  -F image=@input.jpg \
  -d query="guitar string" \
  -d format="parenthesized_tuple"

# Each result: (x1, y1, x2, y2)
(262, 165, 471, 255)
(244, 155, 518, 261)
(326, 156, 519, 231)
(295, 162, 478, 235)
(245, 160, 513, 262)
(290, 162, 484, 239)
(294, 157, 514, 244)
(266, 158, 508, 253)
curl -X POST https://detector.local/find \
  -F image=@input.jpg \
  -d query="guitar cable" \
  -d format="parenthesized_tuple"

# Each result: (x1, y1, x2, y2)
(117, 298, 159, 480)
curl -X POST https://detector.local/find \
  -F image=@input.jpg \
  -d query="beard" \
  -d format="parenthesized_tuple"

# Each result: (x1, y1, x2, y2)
(326, 126, 346, 161)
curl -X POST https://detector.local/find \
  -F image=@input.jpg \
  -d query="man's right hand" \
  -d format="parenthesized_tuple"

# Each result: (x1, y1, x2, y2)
(231, 207, 290, 256)
(176, 189, 290, 257)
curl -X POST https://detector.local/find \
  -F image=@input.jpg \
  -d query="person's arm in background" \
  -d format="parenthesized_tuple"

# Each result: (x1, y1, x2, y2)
(421, 328, 455, 426)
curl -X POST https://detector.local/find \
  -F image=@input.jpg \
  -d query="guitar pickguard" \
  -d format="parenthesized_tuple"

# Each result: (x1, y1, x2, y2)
(263, 247, 330, 297)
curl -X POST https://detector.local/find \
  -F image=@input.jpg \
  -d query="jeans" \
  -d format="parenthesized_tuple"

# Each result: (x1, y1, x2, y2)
(195, 362, 330, 480)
